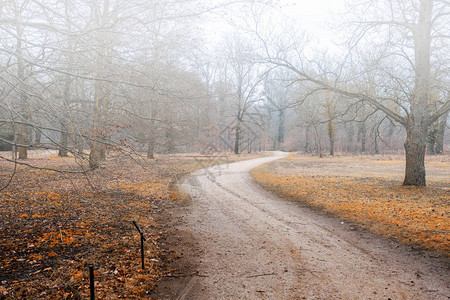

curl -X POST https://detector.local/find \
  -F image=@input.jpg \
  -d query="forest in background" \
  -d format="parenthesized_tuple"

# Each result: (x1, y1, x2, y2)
(0, 0, 449, 187)
(1, 1, 449, 298)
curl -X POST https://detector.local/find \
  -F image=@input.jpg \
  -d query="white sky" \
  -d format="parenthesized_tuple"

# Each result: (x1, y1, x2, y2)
(203, 0, 348, 51)
(279, 0, 347, 47)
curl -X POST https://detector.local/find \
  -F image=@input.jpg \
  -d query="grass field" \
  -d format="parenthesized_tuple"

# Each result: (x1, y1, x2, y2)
(0, 151, 266, 299)
(251, 153, 450, 257)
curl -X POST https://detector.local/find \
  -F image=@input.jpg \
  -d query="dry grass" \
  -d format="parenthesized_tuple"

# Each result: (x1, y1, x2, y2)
(0, 151, 266, 299)
(251, 153, 450, 257)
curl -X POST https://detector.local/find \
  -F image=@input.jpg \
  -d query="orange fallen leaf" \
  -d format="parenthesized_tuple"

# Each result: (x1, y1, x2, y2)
(71, 271, 83, 281)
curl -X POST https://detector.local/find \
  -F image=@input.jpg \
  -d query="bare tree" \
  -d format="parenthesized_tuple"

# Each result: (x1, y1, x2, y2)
(221, 34, 265, 154)
(263, 69, 294, 149)
(255, 0, 450, 186)
(323, 91, 336, 156)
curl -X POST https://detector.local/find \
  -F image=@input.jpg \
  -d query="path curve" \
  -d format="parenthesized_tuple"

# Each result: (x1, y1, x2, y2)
(175, 152, 449, 299)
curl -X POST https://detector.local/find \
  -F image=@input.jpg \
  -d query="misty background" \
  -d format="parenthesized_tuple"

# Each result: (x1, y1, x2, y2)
(0, 0, 448, 179)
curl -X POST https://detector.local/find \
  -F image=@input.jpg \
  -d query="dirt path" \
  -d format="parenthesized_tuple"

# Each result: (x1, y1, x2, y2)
(160, 152, 449, 299)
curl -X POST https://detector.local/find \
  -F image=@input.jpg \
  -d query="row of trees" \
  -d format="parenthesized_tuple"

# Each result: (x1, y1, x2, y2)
(0, 0, 449, 186)
(0, 0, 220, 167)
(252, 0, 449, 186)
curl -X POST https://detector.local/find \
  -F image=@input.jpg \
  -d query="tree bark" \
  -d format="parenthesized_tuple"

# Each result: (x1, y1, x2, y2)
(165, 126, 175, 154)
(89, 78, 106, 168)
(147, 126, 155, 159)
(16, 24, 28, 159)
(147, 142, 154, 159)
(358, 121, 366, 153)
(402, 0, 433, 186)
(374, 135, 379, 154)
(435, 111, 448, 154)
(34, 126, 41, 146)
(304, 126, 310, 153)
(75, 135, 84, 154)
(89, 85, 105, 169)
(324, 93, 336, 156)
(89, 0, 113, 169)
(327, 119, 335, 156)
(58, 123, 69, 157)
(89, 147, 102, 169)
(18, 123, 28, 159)
(277, 110, 285, 145)
(427, 133, 436, 155)
(59, 4, 73, 158)
(403, 122, 427, 186)
(234, 120, 241, 154)
(345, 122, 354, 152)
(313, 124, 322, 158)
(374, 126, 380, 155)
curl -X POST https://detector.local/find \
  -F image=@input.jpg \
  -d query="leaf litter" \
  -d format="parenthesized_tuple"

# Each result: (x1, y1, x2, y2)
(0, 152, 264, 299)
(251, 154, 449, 258)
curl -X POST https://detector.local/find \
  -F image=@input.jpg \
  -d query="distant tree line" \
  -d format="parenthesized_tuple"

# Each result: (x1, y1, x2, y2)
(0, 0, 448, 186)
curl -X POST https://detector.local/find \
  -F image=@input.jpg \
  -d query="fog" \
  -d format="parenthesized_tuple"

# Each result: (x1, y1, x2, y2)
(0, 0, 448, 186)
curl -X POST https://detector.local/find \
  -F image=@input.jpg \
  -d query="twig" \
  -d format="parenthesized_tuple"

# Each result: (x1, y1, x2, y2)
(163, 274, 187, 278)
(0, 155, 94, 174)
(0, 158, 17, 192)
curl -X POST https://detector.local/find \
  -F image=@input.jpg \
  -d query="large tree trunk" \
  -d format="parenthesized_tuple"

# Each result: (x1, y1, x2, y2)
(59, 18, 72, 158)
(58, 123, 69, 157)
(18, 123, 28, 159)
(17, 24, 28, 159)
(427, 134, 436, 155)
(147, 141, 154, 159)
(89, 0, 113, 169)
(304, 126, 310, 153)
(345, 122, 354, 152)
(325, 95, 336, 156)
(75, 135, 84, 154)
(165, 126, 175, 153)
(89, 89, 105, 169)
(402, 0, 433, 186)
(327, 119, 335, 156)
(403, 121, 427, 186)
(146, 109, 157, 158)
(234, 120, 241, 154)
(277, 110, 285, 145)
(147, 126, 155, 159)
(313, 124, 322, 158)
(34, 125, 41, 145)
(374, 135, 379, 154)
(89, 75, 106, 168)
(358, 121, 366, 153)
(89, 146, 103, 169)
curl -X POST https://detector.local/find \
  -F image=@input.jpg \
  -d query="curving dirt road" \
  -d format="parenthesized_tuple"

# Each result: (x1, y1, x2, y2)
(166, 152, 449, 299)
